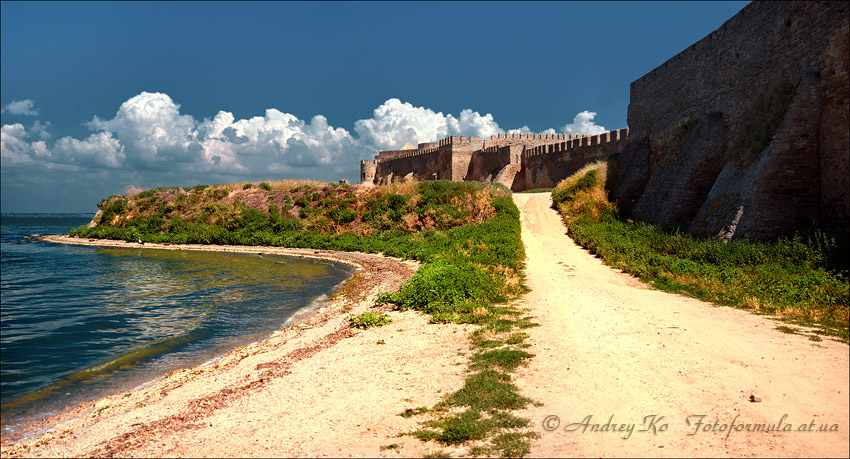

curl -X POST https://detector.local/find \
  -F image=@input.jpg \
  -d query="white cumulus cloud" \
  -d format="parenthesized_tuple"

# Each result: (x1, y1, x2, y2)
(53, 131, 125, 169)
(354, 99, 454, 151)
(1, 99, 39, 116)
(561, 110, 606, 135)
(445, 109, 502, 140)
(87, 92, 199, 167)
(30, 120, 53, 140)
(0, 123, 37, 166)
(2, 91, 614, 199)
(353, 98, 504, 151)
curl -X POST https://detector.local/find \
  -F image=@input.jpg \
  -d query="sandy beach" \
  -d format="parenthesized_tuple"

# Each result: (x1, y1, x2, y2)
(1, 236, 474, 458)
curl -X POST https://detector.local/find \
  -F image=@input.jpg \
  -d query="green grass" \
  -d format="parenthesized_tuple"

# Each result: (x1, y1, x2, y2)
(347, 311, 392, 329)
(441, 369, 533, 412)
(470, 349, 534, 372)
(473, 431, 540, 458)
(400, 406, 431, 418)
(551, 162, 849, 342)
(414, 409, 530, 446)
(399, 305, 540, 457)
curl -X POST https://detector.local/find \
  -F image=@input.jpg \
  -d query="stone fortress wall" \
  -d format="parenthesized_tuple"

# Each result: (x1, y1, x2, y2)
(358, 0, 849, 240)
(612, 0, 848, 239)
(361, 130, 629, 192)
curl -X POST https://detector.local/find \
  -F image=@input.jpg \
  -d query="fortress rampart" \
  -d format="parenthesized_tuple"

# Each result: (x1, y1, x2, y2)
(361, 129, 628, 191)
(519, 128, 629, 190)
(612, 0, 849, 239)
(522, 129, 629, 158)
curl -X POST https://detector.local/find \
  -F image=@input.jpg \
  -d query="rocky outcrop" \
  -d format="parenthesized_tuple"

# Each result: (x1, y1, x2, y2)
(87, 209, 103, 228)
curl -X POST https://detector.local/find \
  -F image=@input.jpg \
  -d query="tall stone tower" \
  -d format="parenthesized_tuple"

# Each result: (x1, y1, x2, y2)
(360, 159, 377, 185)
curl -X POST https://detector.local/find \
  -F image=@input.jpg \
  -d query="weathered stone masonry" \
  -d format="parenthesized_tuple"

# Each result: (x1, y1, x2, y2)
(360, 130, 629, 192)
(612, 0, 849, 239)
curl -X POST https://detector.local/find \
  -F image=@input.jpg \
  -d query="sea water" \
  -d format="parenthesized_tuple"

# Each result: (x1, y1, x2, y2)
(0, 213, 354, 432)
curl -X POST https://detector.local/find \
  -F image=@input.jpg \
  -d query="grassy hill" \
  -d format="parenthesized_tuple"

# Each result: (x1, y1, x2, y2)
(72, 180, 502, 248)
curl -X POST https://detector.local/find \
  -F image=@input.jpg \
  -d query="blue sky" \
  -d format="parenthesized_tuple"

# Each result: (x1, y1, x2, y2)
(1, 1, 749, 214)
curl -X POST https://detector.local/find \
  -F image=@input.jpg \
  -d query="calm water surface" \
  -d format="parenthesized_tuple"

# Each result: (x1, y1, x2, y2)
(0, 214, 354, 432)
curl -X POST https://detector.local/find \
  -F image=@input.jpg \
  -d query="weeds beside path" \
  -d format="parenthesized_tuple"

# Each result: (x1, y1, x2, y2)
(510, 193, 849, 457)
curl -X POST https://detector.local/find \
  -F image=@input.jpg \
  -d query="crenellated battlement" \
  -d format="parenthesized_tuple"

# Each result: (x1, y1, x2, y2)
(383, 146, 440, 160)
(489, 133, 584, 141)
(377, 147, 438, 161)
(361, 128, 629, 189)
(439, 135, 482, 146)
(523, 128, 629, 158)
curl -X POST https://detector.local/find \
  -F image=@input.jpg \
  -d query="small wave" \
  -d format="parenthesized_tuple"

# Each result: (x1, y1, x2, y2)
(283, 293, 328, 327)
(1, 329, 210, 417)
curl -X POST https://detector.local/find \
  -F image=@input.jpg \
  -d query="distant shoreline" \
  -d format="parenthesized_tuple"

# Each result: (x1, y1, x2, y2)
(1, 213, 95, 217)
(39, 234, 367, 267)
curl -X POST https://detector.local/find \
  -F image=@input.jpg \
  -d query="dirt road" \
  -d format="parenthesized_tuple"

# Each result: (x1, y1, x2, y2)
(511, 193, 849, 457)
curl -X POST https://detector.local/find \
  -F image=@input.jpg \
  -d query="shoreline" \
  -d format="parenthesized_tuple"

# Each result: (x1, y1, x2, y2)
(2, 236, 361, 436)
(36, 235, 398, 343)
(2, 235, 473, 458)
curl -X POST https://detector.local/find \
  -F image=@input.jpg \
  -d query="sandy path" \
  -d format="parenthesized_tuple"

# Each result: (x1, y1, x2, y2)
(511, 193, 849, 458)
(2, 238, 473, 458)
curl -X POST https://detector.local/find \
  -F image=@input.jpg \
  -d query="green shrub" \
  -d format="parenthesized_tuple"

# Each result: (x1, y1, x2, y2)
(294, 195, 311, 207)
(270, 214, 302, 232)
(380, 260, 496, 315)
(327, 207, 357, 226)
(348, 311, 392, 329)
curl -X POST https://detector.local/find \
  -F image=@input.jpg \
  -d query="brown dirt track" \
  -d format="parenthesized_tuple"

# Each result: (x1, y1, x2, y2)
(511, 193, 848, 458)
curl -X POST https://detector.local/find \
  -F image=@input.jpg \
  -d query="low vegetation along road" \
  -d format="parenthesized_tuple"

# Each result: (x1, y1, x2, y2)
(511, 192, 849, 457)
